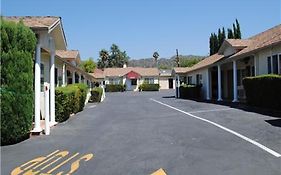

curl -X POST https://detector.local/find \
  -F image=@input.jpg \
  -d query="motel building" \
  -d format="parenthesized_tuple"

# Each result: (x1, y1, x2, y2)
(92, 66, 160, 91)
(173, 24, 281, 102)
(5, 16, 96, 133)
(91, 67, 176, 91)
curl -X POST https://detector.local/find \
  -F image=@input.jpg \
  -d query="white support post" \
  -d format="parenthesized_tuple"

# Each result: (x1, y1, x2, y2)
(254, 55, 258, 76)
(49, 37, 56, 125)
(62, 63, 66, 86)
(233, 60, 238, 102)
(176, 75, 180, 98)
(206, 69, 210, 100)
(33, 43, 42, 132)
(44, 83, 50, 135)
(277, 54, 281, 75)
(217, 65, 222, 101)
(79, 74, 81, 83)
(72, 71, 75, 84)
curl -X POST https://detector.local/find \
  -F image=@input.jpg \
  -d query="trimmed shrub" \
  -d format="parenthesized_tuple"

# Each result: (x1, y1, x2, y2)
(105, 84, 125, 92)
(90, 87, 103, 102)
(243, 74, 281, 110)
(55, 88, 71, 122)
(179, 84, 202, 99)
(139, 83, 160, 91)
(68, 83, 88, 112)
(1, 19, 36, 145)
(55, 84, 88, 123)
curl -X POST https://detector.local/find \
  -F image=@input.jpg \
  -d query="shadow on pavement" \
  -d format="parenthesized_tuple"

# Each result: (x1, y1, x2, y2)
(265, 119, 281, 127)
(163, 96, 281, 118)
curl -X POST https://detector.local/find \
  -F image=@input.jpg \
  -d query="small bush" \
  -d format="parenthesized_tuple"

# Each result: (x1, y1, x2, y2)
(55, 84, 89, 123)
(179, 84, 201, 99)
(243, 74, 281, 110)
(90, 87, 103, 102)
(105, 84, 125, 92)
(139, 84, 160, 91)
(68, 83, 88, 112)
(55, 88, 71, 122)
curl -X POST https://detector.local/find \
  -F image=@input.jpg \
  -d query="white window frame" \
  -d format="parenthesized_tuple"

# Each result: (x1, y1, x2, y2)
(267, 53, 281, 74)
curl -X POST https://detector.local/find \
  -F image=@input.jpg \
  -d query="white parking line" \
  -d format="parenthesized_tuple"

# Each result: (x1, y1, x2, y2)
(150, 98, 281, 158)
(189, 108, 232, 114)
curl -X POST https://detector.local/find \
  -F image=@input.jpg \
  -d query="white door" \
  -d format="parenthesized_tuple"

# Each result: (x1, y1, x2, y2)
(126, 79, 132, 91)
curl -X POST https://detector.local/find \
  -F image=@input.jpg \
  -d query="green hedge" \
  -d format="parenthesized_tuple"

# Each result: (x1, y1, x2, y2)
(1, 19, 36, 145)
(179, 84, 202, 99)
(105, 84, 125, 92)
(55, 84, 88, 123)
(139, 84, 160, 91)
(90, 87, 103, 102)
(243, 75, 281, 110)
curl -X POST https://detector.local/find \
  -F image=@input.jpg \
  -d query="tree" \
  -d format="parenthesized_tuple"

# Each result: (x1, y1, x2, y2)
(97, 49, 109, 69)
(227, 28, 234, 39)
(235, 19, 241, 39)
(209, 19, 242, 55)
(80, 58, 96, 73)
(97, 44, 130, 69)
(1, 19, 36, 145)
(179, 58, 201, 67)
(233, 23, 237, 39)
(153, 51, 159, 67)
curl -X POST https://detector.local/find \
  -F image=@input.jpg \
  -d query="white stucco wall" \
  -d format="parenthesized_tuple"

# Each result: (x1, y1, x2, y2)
(186, 69, 209, 99)
(255, 44, 281, 75)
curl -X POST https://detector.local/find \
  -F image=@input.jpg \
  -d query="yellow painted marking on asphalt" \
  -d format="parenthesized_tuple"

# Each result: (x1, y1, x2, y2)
(40, 151, 69, 170)
(56, 153, 94, 175)
(32, 151, 68, 170)
(11, 150, 94, 175)
(46, 153, 79, 174)
(24, 150, 60, 171)
(151, 168, 167, 175)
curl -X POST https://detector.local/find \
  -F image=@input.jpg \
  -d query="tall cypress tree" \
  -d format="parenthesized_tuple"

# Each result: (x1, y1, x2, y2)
(227, 28, 234, 39)
(218, 28, 222, 48)
(233, 23, 237, 39)
(214, 33, 219, 53)
(222, 27, 226, 41)
(209, 33, 213, 55)
(235, 19, 241, 39)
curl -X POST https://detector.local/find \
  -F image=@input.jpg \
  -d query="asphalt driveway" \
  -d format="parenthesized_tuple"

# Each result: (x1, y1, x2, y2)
(2, 90, 281, 175)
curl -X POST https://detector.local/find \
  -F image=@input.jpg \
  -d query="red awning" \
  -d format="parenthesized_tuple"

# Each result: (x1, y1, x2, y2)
(126, 71, 141, 79)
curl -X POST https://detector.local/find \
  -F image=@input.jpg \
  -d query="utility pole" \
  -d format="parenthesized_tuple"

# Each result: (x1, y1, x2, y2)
(176, 49, 180, 67)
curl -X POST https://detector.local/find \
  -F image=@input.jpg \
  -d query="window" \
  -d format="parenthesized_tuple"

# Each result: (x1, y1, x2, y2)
(267, 55, 280, 74)
(109, 78, 121, 85)
(272, 55, 278, 74)
(187, 76, 192, 84)
(196, 74, 202, 85)
(267, 56, 272, 74)
(40, 63, 44, 91)
(144, 78, 154, 84)
(131, 79, 137, 85)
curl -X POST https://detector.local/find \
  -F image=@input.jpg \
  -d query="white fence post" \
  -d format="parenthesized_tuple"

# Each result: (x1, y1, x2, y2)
(44, 83, 50, 135)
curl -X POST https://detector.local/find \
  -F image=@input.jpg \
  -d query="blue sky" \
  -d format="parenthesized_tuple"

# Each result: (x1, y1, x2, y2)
(2, 0, 281, 60)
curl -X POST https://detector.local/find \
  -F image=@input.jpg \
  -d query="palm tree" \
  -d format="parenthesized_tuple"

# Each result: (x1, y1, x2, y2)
(153, 51, 159, 68)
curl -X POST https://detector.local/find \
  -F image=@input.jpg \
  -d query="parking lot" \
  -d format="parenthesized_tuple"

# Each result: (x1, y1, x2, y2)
(2, 90, 281, 175)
